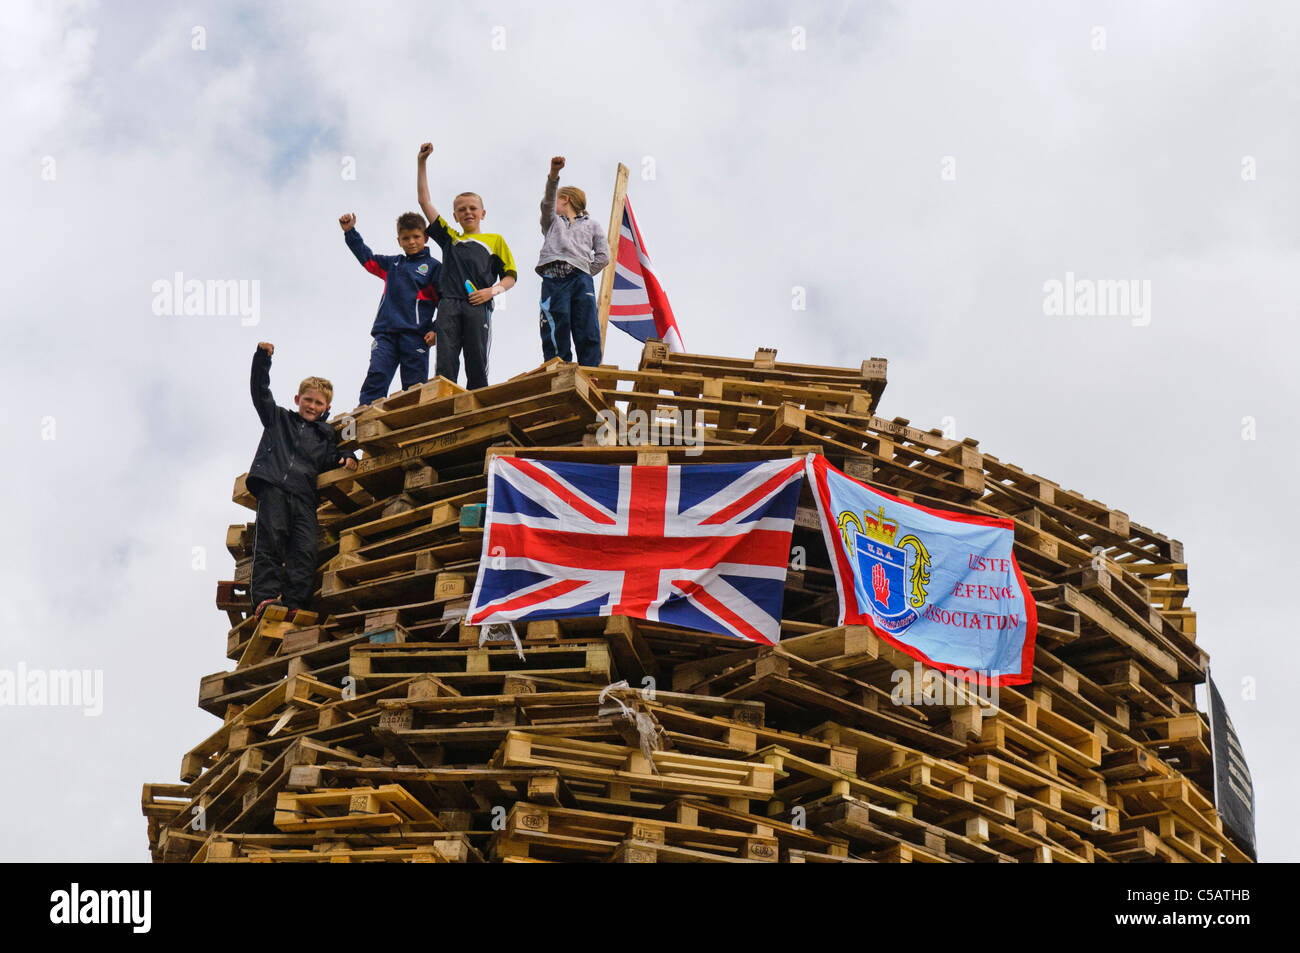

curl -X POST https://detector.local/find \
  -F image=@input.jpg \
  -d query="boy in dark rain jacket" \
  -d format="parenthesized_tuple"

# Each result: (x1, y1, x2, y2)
(247, 342, 358, 619)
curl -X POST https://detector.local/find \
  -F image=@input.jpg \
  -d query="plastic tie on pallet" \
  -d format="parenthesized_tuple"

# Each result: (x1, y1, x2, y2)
(598, 680, 663, 772)
(479, 622, 525, 660)
(437, 605, 468, 641)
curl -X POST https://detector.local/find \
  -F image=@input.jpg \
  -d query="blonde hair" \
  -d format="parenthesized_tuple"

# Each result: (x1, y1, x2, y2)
(557, 186, 587, 215)
(454, 191, 483, 207)
(298, 376, 334, 404)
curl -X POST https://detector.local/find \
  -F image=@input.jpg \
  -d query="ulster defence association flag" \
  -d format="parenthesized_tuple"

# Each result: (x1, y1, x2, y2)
(466, 456, 806, 644)
(805, 453, 1036, 685)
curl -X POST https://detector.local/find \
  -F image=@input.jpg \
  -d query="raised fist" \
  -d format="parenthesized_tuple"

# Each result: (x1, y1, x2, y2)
(549, 156, 565, 178)
(257, 342, 274, 355)
(339, 213, 356, 231)
(418, 143, 433, 161)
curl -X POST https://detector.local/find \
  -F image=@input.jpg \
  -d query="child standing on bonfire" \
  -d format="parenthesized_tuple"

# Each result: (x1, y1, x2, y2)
(535, 155, 609, 366)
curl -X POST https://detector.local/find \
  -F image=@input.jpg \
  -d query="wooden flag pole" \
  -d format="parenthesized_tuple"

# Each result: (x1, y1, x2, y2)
(596, 162, 630, 353)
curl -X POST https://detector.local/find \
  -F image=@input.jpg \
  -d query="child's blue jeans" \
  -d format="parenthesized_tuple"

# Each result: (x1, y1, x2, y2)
(539, 271, 601, 367)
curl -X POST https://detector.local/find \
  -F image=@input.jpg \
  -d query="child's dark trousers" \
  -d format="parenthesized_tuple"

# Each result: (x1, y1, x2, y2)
(249, 485, 319, 612)
(435, 298, 492, 389)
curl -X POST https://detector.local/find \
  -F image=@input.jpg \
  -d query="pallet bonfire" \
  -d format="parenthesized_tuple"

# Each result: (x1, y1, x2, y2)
(141, 343, 1249, 863)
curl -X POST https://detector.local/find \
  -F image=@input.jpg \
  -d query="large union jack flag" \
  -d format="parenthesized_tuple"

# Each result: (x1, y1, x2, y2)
(608, 195, 685, 352)
(466, 456, 806, 644)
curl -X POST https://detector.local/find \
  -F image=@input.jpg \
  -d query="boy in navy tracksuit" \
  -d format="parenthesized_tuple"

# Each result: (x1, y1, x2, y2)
(340, 211, 441, 406)
(246, 342, 358, 619)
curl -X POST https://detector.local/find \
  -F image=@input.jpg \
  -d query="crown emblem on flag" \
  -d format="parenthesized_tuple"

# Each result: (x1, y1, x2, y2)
(861, 507, 898, 545)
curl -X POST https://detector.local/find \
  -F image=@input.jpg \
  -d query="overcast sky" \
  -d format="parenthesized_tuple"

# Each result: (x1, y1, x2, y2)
(2, 0, 1294, 862)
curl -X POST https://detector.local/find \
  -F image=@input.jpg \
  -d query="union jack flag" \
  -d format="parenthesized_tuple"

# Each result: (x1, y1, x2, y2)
(466, 456, 806, 644)
(608, 195, 684, 352)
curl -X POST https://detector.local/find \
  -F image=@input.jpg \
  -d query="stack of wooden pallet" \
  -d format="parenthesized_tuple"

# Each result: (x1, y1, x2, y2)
(145, 344, 1250, 863)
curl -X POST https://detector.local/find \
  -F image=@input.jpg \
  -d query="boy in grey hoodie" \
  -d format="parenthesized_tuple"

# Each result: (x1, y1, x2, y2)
(537, 156, 609, 366)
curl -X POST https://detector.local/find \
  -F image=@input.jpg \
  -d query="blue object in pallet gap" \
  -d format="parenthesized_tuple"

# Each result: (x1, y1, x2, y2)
(365, 628, 401, 644)
(460, 503, 487, 528)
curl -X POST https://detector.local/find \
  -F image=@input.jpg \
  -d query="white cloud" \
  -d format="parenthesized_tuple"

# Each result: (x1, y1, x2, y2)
(0, 0, 97, 160)
(1, 0, 1295, 861)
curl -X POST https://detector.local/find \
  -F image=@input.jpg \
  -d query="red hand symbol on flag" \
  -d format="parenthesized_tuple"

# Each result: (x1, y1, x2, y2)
(871, 562, 890, 604)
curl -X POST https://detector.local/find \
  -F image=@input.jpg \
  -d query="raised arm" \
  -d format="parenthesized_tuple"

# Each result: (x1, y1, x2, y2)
(416, 143, 439, 225)
(340, 215, 391, 279)
(251, 343, 277, 428)
(540, 156, 564, 234)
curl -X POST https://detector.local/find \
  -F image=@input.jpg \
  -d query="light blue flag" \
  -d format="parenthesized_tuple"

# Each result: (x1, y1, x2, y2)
(805, 453, 1037, 685)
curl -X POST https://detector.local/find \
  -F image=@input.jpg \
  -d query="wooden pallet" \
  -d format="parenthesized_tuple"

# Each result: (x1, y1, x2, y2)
(786, 848, 873, 863)
(221, 739, 381, 836)
(1121, 811, 1223, 864)
(314, 417, 526, 512)
(1136, 712, 1213, 779)
(333, 493, 485, 563)
(966, 809, 1096, 863)
(492, 802, 779, 862)
(587, 366, 880, 422)
(353, 366, 607, 450)
(801, 793, 1011, 863)
(458, 614, 659, 683)
(962, 753, 1118, 836)
(748, 743, 919, 815)
(638, 344, 887, 407)
(966, 692, 1105, 774)
(215, 579, 250, 626)
(1091, 825, 1184, 863)
(181, 673, 344, 780)
(653, 798, 850, 859)
(1018, 646, 1130, 734)
(350, 640, 614, 691)
(197, 632, 369, 715)
(1093, 657, 1196, 720)
(683, 648, 960, 754)
(203, 830, 478, 863)
(273, 784, 440, 832)
(493, 730, 775, 809)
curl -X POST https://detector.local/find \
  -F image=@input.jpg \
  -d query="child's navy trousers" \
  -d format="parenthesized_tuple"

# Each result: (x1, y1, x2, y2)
(539, 272, 601, 367)
(359, 331, 429, 406)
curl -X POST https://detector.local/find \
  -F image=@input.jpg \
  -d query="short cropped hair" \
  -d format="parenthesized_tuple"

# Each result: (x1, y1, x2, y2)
(298, 376, 334, 404)
(396, 211, 426, 232)
(454, 191, 484, 207)
(557, 186, 587, 216)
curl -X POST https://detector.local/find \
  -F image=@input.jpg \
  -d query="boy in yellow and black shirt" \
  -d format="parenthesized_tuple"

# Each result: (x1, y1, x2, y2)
(416, 142, 518, 389)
